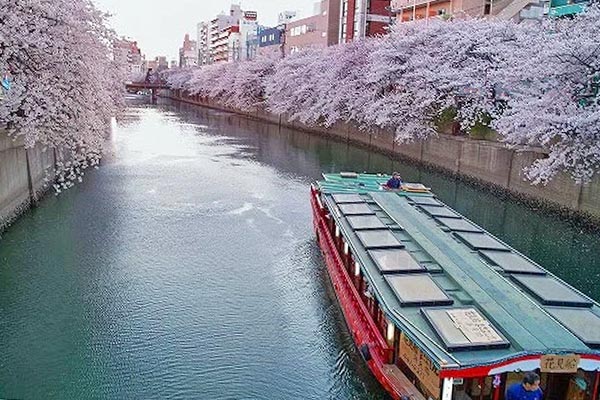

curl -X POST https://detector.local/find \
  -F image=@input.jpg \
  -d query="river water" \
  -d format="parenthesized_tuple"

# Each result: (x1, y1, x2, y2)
(1, 101, 598, 399)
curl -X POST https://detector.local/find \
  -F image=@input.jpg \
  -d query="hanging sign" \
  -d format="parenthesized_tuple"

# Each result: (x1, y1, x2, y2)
(540, 354, 580, 373)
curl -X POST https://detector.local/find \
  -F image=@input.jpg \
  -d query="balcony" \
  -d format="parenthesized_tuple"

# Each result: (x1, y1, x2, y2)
(392, 0, 438, 8)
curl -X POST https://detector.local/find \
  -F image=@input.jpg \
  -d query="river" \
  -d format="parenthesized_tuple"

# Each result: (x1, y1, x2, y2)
(0, 100, 598, 399)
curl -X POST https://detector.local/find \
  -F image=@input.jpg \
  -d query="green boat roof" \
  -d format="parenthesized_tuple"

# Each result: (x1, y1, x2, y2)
(316, 173, 600, 371)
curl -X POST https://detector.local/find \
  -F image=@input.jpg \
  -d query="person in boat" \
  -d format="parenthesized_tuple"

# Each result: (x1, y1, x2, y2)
(506, 372, 543, 400)
(384, 172, 403, 190)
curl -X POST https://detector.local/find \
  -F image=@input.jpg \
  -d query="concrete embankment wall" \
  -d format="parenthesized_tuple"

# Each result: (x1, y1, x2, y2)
(163, 90, 600, 221)
(0, 130, 55, 232)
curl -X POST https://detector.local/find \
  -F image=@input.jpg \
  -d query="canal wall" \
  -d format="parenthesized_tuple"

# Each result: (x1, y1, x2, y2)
(162, 90, 600, 221)
(0, 130, 55, 233)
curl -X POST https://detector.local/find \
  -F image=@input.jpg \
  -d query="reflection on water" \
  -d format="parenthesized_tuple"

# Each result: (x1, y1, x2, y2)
(0, 100, 597, 400)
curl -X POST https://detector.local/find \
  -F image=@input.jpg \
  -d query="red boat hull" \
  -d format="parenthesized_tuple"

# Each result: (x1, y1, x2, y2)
(311, 186, 405, 399)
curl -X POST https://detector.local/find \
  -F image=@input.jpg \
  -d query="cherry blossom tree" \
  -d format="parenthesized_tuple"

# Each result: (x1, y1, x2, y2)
(228, 57, 276, 111)
(265, 48, 326, 120)
(0, 0, 125, 191)
(494, 6, 600, 184)
(163, 67, 196, 90)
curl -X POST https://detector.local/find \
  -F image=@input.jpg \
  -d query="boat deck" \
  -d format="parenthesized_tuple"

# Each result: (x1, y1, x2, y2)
(382, 364, 426, 400)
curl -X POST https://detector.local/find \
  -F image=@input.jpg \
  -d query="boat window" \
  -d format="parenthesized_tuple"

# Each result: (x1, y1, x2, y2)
(479, 250, 546, 275)
(338, 203, 375, 215)
(346, 215, 387, 230)
(422, 307, 509, 351)
(368, 249, 426, 273)
(511, 275, 593, 308)
(545, 307, 600, 347)
(453, 232, 509, 251)
(356, 230, 404, 249)
(385, 274, 453, 306)
(435, 217, 483, 233)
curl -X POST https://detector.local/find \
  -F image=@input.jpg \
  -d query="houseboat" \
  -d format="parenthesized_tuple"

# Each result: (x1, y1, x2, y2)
(311, 172, 600, 400)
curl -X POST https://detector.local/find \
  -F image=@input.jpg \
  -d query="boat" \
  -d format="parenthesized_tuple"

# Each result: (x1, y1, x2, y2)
(310, 172, 600, 400)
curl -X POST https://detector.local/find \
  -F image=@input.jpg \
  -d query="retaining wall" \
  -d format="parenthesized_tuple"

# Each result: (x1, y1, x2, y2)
(0, 130, 55, 232)
(162, 91, 600, 220)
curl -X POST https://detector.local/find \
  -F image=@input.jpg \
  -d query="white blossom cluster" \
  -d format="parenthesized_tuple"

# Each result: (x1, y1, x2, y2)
(0, 0, 125, 192)
(166, 7, 600, 184)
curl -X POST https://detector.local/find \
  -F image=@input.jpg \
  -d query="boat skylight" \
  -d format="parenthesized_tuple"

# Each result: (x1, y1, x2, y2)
(356, 230, 404, 249)
(407, 196, 443, 207)
(435, 217, 483, 233)
(546, 307, 600, 348)
(368, 249, 425, 274)
(338, 203, 375, 215)
(346, 215, 387, 230)
(511, 275, 593, 307)
(454, 232, 509, 251)
(332, 193, 364, 204)
(385, 274, 453, 306)
(479, 250, 546, 275)
(419, 205, 461, 219)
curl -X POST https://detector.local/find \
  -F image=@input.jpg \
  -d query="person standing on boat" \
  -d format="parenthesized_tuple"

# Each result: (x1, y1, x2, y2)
(506, 372, 543, 400)
(384, 172, 403, 190)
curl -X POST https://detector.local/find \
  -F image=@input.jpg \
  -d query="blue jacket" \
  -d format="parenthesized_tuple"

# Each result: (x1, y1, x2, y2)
(506, 383, 543, 400)
(386, 177, 402, 189)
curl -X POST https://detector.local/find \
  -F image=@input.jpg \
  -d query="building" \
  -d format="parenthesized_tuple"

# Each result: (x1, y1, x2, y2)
(155, 56, 169, 71)
(238, 11, 259, 61)
(113, 38, 143, 76)
(258, 26, 286, 58)
(197, 22, 211, 65)
(285, 0, 341, 55)
(339, 0, 391, 43)
(208, 5, 243, 63)
(179, 34, 198, 67)
(201, 5, 260, 63)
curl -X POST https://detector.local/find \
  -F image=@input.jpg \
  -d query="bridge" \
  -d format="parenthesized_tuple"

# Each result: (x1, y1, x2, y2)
(125, 81, 168, 103)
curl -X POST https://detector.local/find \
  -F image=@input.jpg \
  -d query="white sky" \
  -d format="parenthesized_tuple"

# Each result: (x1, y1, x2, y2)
(92, 0, 316, 61)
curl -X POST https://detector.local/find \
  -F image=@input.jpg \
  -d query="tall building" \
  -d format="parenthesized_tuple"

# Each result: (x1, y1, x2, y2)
(201, 5, 259, 63)
(285, 0, 341, 55)
(238, 11, 259, 61)
(197, 22, 211, 65)
(209, 5, 243, 63)
(339, 0, 391, 43)
(179, 34, 198, 67)
(113, 38, 143, 76)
